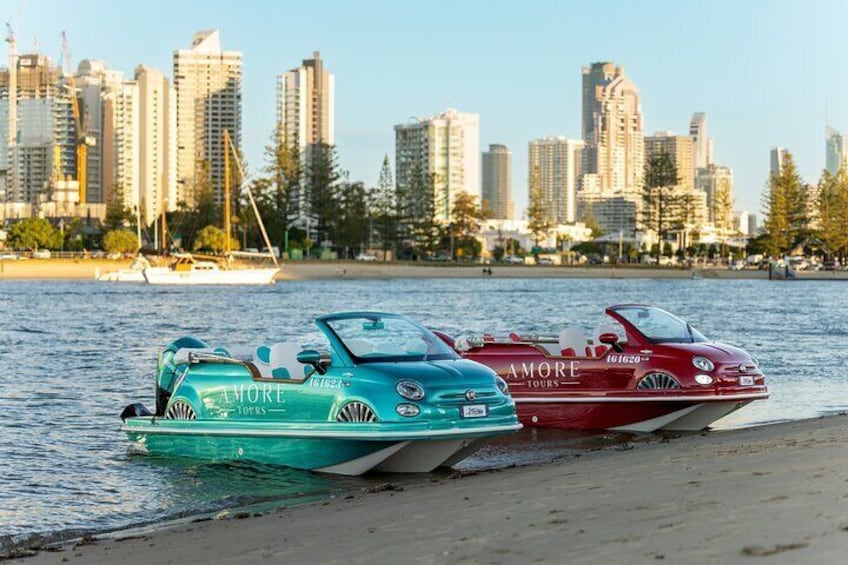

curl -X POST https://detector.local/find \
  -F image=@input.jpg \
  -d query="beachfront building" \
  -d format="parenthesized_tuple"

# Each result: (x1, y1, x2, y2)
(276, 51, 334, 153)
(0, 54, 75, 207)
(135, 65, 177, 228)
(74, 60, 123, 205)
(394, 108, 480, 221)
(528, 136, 583, 224)
(644, 131, 708, 229)
(481, 144, 512, 219)
(173, 30, 242, 206)
(825, 126, 848, 175)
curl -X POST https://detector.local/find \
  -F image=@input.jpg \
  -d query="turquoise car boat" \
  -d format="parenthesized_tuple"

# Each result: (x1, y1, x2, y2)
(121, 312, 521, 475)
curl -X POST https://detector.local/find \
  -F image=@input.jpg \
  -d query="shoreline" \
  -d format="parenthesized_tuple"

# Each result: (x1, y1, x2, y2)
(9, 413, 848, 563)
(3, 258, 848, 281)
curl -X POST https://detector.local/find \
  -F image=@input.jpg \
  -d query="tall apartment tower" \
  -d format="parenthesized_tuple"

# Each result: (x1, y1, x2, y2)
(276, 51, 334, 153)
(76, 60, 144, 211)
(101, 79, 140, 213)
(75, 60, 125, 205)
(689, 112, 714, 170)
(481, 144, 512, 219)
(644, 131, 695, 192)
(173, 30, 242, 205)
(645, 131, 707, 227)
(135, 65, 177, 227)
(394, 109, 480, 221)
(580, 62, 644, 196)
(825, 126, 848, 175)
(0, 53, 75, 204)
(528, 137, 583, 224)
(770, 147, 788, 176)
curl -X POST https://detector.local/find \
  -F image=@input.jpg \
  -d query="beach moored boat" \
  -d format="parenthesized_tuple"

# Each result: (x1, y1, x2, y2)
(141, 254, 279, 285)
(121, 312, 521, 475)
(440, 304, 768, 432)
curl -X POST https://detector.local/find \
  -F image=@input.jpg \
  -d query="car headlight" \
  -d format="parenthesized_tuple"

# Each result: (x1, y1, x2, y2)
(495, 376, 509, 395)
(694, 374, 714, 385)
(396, 380, 425, 401)
(692, 356, 715, 372)
(396, 403, 420, 417)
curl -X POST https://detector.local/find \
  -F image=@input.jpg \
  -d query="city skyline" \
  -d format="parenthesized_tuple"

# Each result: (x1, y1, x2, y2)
(6, 0, 848, 215)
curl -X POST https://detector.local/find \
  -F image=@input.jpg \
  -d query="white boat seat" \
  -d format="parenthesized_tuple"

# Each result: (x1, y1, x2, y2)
(558, 327, 590, 357)
(270, 341, 309, 381)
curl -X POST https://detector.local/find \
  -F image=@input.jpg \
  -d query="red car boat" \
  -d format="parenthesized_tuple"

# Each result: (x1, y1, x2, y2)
(436, 305, 768, 432)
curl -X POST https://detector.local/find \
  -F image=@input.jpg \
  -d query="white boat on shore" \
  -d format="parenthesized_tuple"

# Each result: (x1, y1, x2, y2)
(142, 255, 279, 285)
(97, 256, 153, 282)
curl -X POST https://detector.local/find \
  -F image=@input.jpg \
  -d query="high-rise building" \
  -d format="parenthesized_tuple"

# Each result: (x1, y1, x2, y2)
(0, 53, 75, 204)
(645, 131, 706, 229)
(394, 109, 480, 221)
(101, 79, 140, 213)
(528, 137, 583, 224)
(695, 164, 733, 229)
(644, 132, 695, 191)
(75, 60, 126, 205)
(770, 147, 788, 177)
(689, 112, 714, 170)
(580, 62, 644, 196)
(276, 51, 334, 153)
(481, 144, 512, 219)
(173, 30, 242, 205)
(135, 66, 176, 228)
(825, 126, 848, 175)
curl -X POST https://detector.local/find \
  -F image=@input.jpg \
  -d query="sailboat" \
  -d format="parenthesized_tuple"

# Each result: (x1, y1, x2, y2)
(143, 130, 281, 285)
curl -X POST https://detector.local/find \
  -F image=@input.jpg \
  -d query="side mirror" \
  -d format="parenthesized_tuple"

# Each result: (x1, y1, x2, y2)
(598, 332, 624, 352)
(297, 349, 327, 375)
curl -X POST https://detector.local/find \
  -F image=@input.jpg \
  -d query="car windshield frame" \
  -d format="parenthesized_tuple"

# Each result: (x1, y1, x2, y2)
(610, 305, 707, 344)
(320, 313, 459, 364)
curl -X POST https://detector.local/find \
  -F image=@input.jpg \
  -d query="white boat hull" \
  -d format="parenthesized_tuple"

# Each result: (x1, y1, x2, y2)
(143, 267, 279, 285)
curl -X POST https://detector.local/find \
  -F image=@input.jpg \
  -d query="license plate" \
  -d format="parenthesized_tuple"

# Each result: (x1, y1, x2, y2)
(739, 376, 754, 386)
(461, 404, 488, 418)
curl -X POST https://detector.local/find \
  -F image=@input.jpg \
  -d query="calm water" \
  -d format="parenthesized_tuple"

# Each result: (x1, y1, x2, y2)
(1, 277, 846, 548)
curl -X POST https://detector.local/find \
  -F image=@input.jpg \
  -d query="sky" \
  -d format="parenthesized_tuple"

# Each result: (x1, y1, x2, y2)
(6, 0, 848, 216)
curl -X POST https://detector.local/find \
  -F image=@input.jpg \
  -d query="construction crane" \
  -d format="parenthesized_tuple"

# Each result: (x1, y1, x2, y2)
(5, 23, 17, 197)
(60, 30, 95, 204)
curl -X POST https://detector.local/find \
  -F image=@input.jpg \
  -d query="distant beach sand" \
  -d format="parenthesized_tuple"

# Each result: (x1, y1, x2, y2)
(6, 257, 842, 281)
(10, 414, 847, 563)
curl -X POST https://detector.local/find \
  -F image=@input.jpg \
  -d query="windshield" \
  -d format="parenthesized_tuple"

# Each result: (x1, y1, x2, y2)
(612, 306, 707, 343)
(324, 315, 458, 363)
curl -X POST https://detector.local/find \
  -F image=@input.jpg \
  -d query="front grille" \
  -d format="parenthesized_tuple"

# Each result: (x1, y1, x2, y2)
(637, 372, 681, 390)
(336, 402, 377, 422)
(165, 400, 197, 420)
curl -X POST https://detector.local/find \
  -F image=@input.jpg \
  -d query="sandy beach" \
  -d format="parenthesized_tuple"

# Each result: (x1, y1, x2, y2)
(3, 257, 848, 281)
(10, 414, 847, 564)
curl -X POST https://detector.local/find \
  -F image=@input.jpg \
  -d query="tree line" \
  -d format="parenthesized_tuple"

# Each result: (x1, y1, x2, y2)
(2, 134, 493, 260)
(757, 150, 848, 261)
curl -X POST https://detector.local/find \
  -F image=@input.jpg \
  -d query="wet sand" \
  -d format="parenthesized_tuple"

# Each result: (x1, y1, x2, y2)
(4, 258, 839, 281)
(11, 414, 848, 564)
